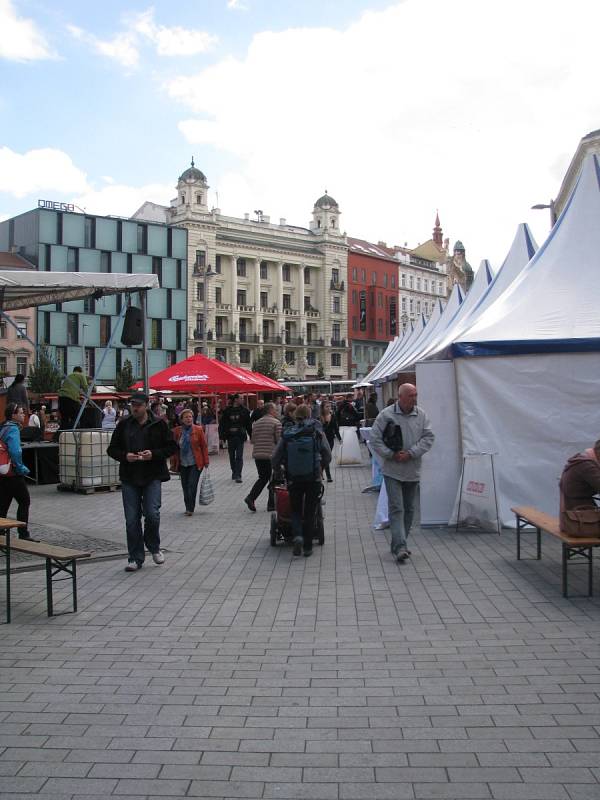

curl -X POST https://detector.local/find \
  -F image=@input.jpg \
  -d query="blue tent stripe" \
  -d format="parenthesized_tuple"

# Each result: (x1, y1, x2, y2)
(452, 338, 600, 358)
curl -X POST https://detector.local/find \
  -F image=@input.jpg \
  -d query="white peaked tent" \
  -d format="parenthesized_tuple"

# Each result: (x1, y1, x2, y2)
(451, 152, 600, 525)
(369, 314, 428, 385)
(393, 285, 463, 374)
(416, 224, 538, 525)
(359, 334, 402, 387)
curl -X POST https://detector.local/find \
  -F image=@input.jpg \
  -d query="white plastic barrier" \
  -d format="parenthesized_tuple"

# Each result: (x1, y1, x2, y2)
(337, 426, 363, 466)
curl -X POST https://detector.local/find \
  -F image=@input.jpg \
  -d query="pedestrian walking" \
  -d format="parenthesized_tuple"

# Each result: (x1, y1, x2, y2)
(172, 408, 209, 516)
(244, 402, 282, 513)
(281, 402, 297, 432)
(101, 399, 117, 430)
(365, 392, 379, 426)
(107, 391, 178, 572)
(369, 383, 434, 563)
(271, 404, 331, 558)
(250, 399, 266, 426)
(219, 394, 251, 482)
(0, 403, 35, 541)
(320, 401, 341, 482)
(6, 374, 29, 414)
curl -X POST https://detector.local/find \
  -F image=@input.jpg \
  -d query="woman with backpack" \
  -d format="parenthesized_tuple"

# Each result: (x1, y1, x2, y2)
(320, 401, 341, 483)
(0, 403, 35, 541)
(271, 404, 331, 558)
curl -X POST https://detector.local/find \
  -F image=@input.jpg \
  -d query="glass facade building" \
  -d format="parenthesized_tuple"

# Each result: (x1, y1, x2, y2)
(0, 208, 188, 382)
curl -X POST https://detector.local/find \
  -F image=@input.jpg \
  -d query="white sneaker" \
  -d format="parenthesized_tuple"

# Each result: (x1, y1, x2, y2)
(152, 550, 165, 565)
(125, 560, 142, 572)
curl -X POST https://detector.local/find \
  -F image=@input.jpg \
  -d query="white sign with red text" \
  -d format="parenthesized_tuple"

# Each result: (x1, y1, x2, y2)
(450, 453, 500, 533)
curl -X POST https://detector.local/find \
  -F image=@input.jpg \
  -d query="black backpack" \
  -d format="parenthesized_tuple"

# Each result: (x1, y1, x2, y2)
(382, 421, 403, 452)
(283, 423, 320, 480)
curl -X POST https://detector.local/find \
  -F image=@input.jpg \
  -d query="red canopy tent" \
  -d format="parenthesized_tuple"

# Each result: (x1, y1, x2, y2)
(133, 354, 287, 394)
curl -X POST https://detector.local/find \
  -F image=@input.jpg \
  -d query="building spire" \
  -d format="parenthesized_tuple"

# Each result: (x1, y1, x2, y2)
(191, 156, 195, 168)
(433, 210, 443, 247)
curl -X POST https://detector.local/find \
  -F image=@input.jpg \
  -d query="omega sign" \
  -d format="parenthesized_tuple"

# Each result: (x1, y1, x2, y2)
(38, 199, 76, 212)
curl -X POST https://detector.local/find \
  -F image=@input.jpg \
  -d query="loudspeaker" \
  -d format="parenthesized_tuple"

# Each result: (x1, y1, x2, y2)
(121, 306, 143, 346)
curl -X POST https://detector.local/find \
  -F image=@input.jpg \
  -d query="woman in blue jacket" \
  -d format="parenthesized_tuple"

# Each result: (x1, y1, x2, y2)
(0, 403, 34, 541)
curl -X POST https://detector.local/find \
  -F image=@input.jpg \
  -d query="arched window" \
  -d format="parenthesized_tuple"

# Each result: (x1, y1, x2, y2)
(196, 193, 203, 205)
(317, 219, 321, 228)
(181, 195, 185, 204)
(330, 218, 336, 228)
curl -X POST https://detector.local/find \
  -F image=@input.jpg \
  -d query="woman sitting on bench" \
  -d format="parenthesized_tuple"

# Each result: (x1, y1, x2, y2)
(559, 439, 600, 535)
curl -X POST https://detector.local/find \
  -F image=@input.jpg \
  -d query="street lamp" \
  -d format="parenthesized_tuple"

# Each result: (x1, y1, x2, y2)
(202, 264, 215, 356)
(531, 199, 557, 227)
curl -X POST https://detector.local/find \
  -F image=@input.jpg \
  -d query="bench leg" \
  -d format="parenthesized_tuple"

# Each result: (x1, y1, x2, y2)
(516, 515, 521, 559)
(562, 544, 568, 598)
(537, 527, 541, 560)
(589, 548, 593, 598)
(46, 559, 53, 617)
(72, 560, 77, 612)
(5, 534, 11, 624)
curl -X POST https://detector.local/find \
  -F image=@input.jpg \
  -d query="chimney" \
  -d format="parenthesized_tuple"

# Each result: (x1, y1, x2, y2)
(280, 218, 286, 226)
(262, 215, 270, 224)
(244, 213, 250, 221)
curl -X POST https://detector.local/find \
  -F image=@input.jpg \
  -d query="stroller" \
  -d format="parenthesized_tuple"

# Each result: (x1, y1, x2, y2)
(269, 476, 325, 548)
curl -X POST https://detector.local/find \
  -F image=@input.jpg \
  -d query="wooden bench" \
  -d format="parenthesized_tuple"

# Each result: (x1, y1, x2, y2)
(0, 519, 91, 623)
(511, 505, 600, 598)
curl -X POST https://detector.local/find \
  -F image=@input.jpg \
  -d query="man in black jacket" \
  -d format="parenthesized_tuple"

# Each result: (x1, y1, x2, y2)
(219, 394, 252, 482)
(107, 391, 178, 572)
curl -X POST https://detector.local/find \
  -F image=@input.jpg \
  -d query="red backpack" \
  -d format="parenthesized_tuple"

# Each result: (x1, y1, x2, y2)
(0, 427, 13, 477)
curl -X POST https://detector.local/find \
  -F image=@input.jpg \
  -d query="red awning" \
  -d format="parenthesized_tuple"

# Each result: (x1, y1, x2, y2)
(133, 354, 288, 394)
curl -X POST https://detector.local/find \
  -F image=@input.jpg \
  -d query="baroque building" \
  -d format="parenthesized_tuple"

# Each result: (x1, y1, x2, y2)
(133, 162, 349, 380)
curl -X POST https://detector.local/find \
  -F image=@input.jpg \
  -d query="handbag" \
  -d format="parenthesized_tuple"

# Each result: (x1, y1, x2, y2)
(0, 427, 13, 477)
(382, 421, 403, 452)
(198, 467, 215, 506)
(561, 506, 600, 537)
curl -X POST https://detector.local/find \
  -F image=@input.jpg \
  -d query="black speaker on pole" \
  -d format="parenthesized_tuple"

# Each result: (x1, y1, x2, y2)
(121, 306, 144, 346)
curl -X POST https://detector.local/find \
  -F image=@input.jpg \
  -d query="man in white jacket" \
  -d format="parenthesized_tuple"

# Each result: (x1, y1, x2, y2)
(369, 383, 434, 563)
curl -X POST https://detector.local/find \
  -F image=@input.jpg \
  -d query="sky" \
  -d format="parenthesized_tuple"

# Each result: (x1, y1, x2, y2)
(1, 0, 599, 269)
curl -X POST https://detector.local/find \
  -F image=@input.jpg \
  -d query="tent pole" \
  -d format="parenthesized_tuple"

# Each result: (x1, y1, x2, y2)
(140, 291, 150, 396)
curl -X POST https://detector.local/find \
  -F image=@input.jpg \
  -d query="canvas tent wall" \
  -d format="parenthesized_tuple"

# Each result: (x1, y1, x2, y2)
(450, 153, 600, 525)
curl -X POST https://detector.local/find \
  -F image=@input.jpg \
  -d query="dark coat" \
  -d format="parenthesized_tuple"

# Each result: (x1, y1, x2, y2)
(107, 413, 178, 485)
(219, 404, 252, 440)
(560, 452, 600, 512)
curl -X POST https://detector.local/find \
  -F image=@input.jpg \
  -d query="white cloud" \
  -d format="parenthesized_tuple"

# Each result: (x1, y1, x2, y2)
(0, 0, 55, 61)
(131, 8, 217, 56)
(67, 7, 216, 68)
(166, 0, 600, 266)
(227, 0, 247, 10)
(71, 182, 174, 217)
(67, 23, 139, 68)
(0, 147, 89, 198)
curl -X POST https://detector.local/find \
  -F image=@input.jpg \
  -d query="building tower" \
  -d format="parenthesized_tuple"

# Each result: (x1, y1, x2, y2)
(172, 158, 210, 215)
(433, 211, 443, 248)
(310, 191, 342, 235)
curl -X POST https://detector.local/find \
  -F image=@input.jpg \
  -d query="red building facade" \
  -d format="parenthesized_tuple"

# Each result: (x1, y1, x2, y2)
(347, 238, 399, 380)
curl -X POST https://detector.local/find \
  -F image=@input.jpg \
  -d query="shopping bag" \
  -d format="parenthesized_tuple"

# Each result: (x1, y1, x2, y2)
(198, 468, 215, 505)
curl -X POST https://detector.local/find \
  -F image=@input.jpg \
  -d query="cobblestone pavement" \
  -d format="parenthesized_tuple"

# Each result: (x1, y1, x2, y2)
(1, 444, 599, 799)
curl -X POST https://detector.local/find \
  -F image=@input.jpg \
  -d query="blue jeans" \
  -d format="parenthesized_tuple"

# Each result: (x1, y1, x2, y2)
(121, 480, 162, 564)
(384, 476, 418, 554)
(180, 464, 202, 512)
(228, 436, 245, 479)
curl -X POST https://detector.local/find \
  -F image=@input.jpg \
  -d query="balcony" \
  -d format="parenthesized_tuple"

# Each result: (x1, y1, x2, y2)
(239, 333, 260, 343)
(330, 338, 347, 348)
(260, 305, 278, 314)
(305, 308, 320, 318)
(330, 279, 345, 291)
(193, 329, 204, 340)
(237, 304, 255, 312)
(263, 335, 282, 345)
(306, 337, 325, 347)
(215, 332, 237, 342)
(216, 302, 232, 311)
(283, 307, 299, 315)
(284, 337, 304, 346)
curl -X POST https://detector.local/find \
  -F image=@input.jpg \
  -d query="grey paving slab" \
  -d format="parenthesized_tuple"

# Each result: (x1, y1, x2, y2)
(0, 445, 599, 800)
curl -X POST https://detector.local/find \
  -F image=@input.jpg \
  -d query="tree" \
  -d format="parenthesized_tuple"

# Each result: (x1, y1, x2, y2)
(27, 346, 63, 394)
(252, 352, 278, 380)
(115, 359, 134, 392)
(317, 362, 325, 379)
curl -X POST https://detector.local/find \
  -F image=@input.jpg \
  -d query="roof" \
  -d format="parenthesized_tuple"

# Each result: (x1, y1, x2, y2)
(347, 237, 398, 263)
(314, 192, 339, 210)
(0, 271, 159, 311)
(0, 252, 36, 270)
(410, 239, 445, 263)
(178, 159, 206, 183)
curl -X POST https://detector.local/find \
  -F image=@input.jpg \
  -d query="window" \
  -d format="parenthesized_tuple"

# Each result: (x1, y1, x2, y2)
(0, 321, 5, 338)
(304, 267, 311, 284)
(282, 294, 291, 310)
(126, 253, 133, 274)
(237, 258, 246, 277)
(352, 267, 357, 281)
(378, 292, 383, 308)
(196, 193, 203, 205)
(136, 224, 147, 254)
(83, 297, 95, 314)
(195, 250, 206, 270)
(285, 350, 295, 364)
(100, 251, 110, 273)
(409, 299, 414, 313)
(262, 320, 270, 339)
(239, 319, 247, 340)
(215, 255, 222, 274)
(264, 349, 273, 363)
(307, 324, 315, 343)
(438, 281, 443, 294)
(176, 320, 183, 351)
(216, 347, 227, 361)
(371, 271, 377, 285)
(16, 356, 27, 376)
(42, 311, 50, 343)
(260, 291, 268, 310)
(0, 356, 6, 375)
(100, 315, 111, 346)
(401, 273, 406, 287)
(332, 296, 341, 313)
(67, 247, 78, 272)
(391, 274, 396, 289)
(212, 287, 220, 305)
(237, 290, 246, 307)
(424, 279, 429, 292)
(67, 314, 78, 346)
(417, 301, 421, 313)
(352, 316, 358, 330)
(167, 350, 177, 366)
(332, 323, 341, 341)
(151, 319, 162, 349)
(331, 353, 341, 367)
(378, 319, 383, 333)
(409, 276, 414, 289)
(304, 296, 311, 311)
(330, 218, 336, 228)
(282, 263, 291, 282)
(352, 289, 357, 304)
(383, 273, 388, 287)
(260, 261, 268, 280)
(84, 347, 95, 377)
(197, 283, 204, 302)
(215, 317, 224, 336)
(307, 351, 316, 366)
(361, 269, 366, 283)
(332, 267, 339, 284)
(15, 321, 27, 339)
(84, 217, 95, 248)
(239, 348, 250, 364)
(402, 297, 407, 311)
(55, 346, 67, 373)
(417, 277, 422, 291)
(152, 256, 162, 284)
